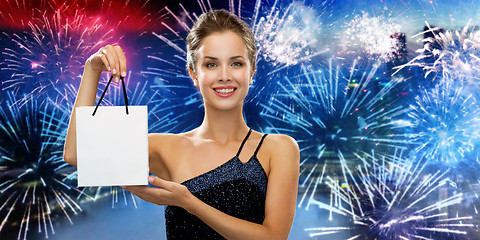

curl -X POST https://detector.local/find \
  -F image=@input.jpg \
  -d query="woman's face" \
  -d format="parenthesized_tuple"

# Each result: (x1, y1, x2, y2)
(190, 30, 254, 111)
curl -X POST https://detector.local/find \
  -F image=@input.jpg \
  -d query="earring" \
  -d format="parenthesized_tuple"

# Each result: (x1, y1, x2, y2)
(249, 79, 253, 85)
(193, 80, 198, 87)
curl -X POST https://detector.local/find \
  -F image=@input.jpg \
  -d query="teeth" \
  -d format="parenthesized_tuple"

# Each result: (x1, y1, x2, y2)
(215, 88, 235, 94)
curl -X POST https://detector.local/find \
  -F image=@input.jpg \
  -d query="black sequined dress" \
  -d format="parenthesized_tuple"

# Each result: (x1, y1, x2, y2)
(165, 129, 268, 239)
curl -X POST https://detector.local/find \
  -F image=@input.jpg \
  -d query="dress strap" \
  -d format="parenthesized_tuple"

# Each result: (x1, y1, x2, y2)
(253, 134, 268, 157)
(236, 128, 252, 157)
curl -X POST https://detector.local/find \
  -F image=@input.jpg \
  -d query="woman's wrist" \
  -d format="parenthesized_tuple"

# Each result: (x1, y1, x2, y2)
(81, 62, 103, 85)
(183, 192, 200, 215)
(84, 61, 103, 76)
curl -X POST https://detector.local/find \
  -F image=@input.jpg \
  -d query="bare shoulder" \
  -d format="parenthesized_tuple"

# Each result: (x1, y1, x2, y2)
(264, 134, 299, 153)
(263, 134, 300, 165)
(265, 133, 297, 144)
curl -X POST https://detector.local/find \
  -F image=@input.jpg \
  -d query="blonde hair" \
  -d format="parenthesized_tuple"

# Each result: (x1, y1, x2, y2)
(186, 9, 256, 72)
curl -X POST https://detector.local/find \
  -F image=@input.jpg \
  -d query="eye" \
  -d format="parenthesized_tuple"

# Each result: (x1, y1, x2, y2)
(206, 62, 218, 68)
(231, 62, 243, 67)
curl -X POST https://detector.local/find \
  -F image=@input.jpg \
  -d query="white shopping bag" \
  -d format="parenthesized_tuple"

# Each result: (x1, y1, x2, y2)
(75, 76, 149, 187)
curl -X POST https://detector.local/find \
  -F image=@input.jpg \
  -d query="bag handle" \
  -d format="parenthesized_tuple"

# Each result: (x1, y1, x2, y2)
(92, 76, 129, 116)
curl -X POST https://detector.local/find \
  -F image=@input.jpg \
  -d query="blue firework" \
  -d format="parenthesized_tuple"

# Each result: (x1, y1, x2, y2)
(257, 59, 414, 216)
(248, 0, 331, 107)
(260, 59, 408, 159)
(0, 93, 80, 239)
(304, 150, 474, 239)
(402, 84, 480, 163)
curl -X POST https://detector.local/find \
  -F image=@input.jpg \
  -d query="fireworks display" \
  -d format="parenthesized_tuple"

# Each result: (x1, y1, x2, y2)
(0, 0, 168, 106)
(394, 21, 480, 84)
(252, 1, 327, 67)
(1, 0, 480, 239)
(401, 84, 480, 163)
(0, 7, 113, 105)
(260, 59, 408, 160)
(342, 11, 403, 62)
(0, 93, 79, 239)
(304, 151, 474, 239)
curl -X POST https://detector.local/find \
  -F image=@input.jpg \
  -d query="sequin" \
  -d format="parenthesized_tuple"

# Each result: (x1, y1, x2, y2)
(165, 130, 268, 239)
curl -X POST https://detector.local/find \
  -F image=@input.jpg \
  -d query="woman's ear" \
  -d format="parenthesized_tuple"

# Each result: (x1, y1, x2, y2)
(189, 68, 199, 87)
(249, 69, 256, 85)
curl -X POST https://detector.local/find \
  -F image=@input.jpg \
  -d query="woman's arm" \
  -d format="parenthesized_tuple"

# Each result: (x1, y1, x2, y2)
(125, 134, 300, 239)
(63, 45, 127, 166)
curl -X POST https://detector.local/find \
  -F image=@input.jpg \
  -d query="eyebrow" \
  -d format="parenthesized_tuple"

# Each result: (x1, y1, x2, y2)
(204, 56, 245, 60)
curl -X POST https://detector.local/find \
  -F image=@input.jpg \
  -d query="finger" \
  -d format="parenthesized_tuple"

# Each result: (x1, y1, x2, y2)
(109, 45, 121, 83)
(104, 45, 119, 82)
(99, 53, 110, 71)
(124, 184, 163, 193)
(123, 185, 171, 204)
(148, 176, 174, 190)
(114, 45, 127, 78)
(123, 185, 150, 197)
(94, 47, 111, 72)
(124, 187, 150, 200)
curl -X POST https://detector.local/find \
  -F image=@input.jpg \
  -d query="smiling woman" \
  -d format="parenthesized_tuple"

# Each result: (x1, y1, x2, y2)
(192, 30, 252, 112)
(63, 9, 299, 240)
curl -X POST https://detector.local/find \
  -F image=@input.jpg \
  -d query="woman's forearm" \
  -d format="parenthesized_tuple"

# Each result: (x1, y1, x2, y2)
(63, 63, 102, 166)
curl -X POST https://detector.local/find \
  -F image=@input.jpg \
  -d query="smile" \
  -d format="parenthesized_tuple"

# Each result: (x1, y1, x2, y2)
(214, 88, 236, 94)
(213, 87, 237, 97)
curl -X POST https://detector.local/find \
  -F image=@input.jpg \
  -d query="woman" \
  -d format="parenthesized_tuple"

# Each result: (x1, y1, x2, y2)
(63, 9, 299, 239)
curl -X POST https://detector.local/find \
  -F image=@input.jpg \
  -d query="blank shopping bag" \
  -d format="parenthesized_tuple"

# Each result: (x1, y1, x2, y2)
(76, 76, 149, 187)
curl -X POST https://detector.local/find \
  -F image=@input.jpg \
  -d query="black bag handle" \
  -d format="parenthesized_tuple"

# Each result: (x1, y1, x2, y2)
(92, 76, 129, 116)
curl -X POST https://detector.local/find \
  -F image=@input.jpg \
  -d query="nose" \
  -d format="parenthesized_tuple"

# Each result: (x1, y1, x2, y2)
(219, 65, 231, 82)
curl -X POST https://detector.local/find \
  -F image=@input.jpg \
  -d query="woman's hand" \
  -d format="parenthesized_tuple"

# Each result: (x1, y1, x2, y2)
(86, 44, 127, 83)
(122, 176, 194, 208)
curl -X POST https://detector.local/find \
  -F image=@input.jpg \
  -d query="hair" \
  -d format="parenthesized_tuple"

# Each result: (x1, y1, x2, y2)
(186, 9, 257, 73)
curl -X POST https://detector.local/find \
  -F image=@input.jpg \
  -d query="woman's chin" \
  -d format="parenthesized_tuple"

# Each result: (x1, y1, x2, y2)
(205, 101, 243, 112)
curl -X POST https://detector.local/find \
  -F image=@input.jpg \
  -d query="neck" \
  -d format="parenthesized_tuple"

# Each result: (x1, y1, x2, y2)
(196, 104, 249, 144)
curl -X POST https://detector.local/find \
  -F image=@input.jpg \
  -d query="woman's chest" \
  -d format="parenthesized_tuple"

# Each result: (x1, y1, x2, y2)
(160, 140, 270, 184)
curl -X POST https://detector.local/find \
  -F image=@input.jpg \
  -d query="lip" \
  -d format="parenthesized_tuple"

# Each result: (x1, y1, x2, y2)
(213, 86, 237, 98)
